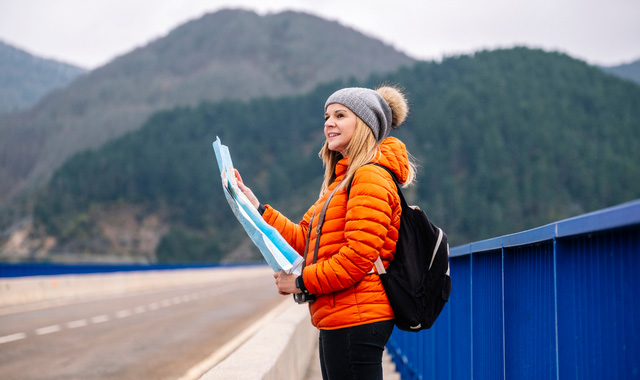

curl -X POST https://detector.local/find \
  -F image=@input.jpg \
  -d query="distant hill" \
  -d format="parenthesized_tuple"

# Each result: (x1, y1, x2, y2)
(0, 9, 414, 205)
(602, 58, 640, 84)
(24, 48, 640, 263)
(0, 40, 86, 114)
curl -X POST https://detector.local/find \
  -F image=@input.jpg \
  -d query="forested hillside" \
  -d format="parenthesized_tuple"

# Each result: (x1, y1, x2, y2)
(0, 9, 413, 206)
(0, 40, 86, 114)
(28, 47, 640, 263)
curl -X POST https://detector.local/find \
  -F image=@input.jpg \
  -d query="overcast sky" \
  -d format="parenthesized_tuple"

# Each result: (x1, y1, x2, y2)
(0, 0, 638, 70)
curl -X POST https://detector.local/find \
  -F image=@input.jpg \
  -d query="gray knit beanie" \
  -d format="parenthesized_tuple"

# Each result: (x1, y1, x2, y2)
(324, 87, 392, 142)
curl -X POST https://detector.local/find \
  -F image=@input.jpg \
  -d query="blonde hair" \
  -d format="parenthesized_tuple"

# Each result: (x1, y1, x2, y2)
(318, 84, 417, 195)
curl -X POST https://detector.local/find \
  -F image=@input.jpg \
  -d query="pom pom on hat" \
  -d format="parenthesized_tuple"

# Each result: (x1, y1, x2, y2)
(376, 85, 409, 129)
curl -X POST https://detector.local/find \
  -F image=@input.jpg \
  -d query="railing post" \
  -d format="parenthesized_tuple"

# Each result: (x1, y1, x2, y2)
(552, 236, 560, 380)
(469, 250, 474, 380)
(501, 245, 506, 380)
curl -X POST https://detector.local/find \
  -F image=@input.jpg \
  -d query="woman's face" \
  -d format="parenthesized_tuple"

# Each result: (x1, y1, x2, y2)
(324, 103, 357, 156)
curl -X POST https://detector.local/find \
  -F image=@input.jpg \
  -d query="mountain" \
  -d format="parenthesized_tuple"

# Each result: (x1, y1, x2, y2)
(602, 58, 640, 84)
(0, 9, 414, 206)
(0, 40, 86, 114)
(20, 47, 640, 263)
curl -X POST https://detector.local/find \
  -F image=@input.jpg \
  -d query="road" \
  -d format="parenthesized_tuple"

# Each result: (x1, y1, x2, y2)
(0, 267, 284, 380)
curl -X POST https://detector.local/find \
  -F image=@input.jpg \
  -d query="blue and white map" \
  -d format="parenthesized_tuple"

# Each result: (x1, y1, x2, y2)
(212, 137, 303, 274)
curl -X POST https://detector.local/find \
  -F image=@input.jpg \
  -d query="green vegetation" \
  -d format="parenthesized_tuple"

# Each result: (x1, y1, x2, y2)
(33, 48, 640, 262)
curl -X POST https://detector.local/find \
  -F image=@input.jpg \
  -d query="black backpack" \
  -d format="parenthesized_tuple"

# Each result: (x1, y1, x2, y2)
(348, 163, 452, 332)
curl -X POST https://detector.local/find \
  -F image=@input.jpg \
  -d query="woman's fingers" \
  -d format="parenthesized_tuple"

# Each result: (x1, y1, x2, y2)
(234, 169, 245, 189)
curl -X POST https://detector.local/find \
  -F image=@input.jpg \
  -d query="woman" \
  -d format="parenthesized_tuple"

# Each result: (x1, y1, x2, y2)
(235, 85, 416, 380)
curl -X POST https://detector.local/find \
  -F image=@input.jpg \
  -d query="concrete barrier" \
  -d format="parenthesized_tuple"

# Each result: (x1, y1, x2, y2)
(199, 301, 317, 380)
(0, 266, 272, 308)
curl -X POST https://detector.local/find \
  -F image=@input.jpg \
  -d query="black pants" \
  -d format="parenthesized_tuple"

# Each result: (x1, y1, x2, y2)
(318, 320, 395, 380)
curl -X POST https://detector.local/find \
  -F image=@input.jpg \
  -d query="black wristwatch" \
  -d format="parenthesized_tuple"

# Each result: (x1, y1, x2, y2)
(296, 275, 310, 295)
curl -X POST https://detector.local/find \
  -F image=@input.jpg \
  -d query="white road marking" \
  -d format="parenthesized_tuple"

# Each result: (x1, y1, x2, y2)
(90, 315, 110, 324)
(0, 332, 27, 344)
(66, 319, 88, 329)
(116, 310, 132, 319)
(35, 325, 61, 335)
(1, 283, 253, 346)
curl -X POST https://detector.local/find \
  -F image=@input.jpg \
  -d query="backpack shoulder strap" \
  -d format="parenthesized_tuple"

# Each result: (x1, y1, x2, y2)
(346, 163, 406, 275)
(308, 183, 341, 265)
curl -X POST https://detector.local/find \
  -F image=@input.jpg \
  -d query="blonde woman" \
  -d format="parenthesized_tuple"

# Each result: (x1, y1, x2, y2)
(236, 85, 416, 380)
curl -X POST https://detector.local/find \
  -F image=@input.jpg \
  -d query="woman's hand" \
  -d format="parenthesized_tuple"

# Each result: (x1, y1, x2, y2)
(234, 169, 260, 210)
(273, 271, 301, 296)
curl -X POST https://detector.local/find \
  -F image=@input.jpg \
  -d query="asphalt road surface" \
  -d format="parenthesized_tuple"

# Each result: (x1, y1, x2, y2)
(0, 267, 284, 380)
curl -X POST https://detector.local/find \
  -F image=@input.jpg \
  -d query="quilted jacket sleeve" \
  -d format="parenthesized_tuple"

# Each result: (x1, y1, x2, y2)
(304, 165, 399, 294)
(262, 204, 313, 256)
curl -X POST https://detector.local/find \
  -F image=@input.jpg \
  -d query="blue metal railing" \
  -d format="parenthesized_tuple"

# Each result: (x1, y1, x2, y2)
(387, 199, 640, 379)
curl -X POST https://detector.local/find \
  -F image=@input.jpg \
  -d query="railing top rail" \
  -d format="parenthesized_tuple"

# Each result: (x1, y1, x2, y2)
(450, 199, 640, 257)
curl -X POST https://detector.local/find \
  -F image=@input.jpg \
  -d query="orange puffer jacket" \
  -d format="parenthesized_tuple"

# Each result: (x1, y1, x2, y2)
(262, 137, 410, 329)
